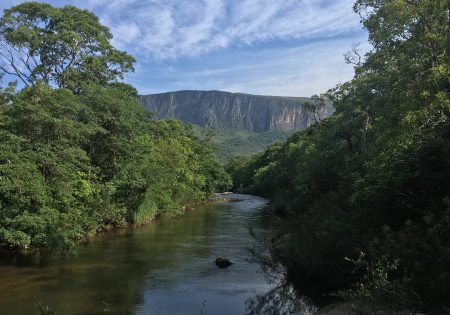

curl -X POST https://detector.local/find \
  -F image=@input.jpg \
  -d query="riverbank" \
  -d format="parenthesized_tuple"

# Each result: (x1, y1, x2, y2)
(0, 193, 237, 252)
(85, 193, 238, 241)
(0, 194, 273, 315)
(209, 192, 242, 204)
(317, 303, 348, 315)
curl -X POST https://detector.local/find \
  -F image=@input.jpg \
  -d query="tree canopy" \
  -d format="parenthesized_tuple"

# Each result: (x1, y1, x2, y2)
(0, 2, 230, 251)
(0, 2, 134, 90)
(230, 0, 450, 313)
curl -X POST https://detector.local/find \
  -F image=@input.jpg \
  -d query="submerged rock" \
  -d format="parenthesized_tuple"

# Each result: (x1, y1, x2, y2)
(215, 257, 233, 268)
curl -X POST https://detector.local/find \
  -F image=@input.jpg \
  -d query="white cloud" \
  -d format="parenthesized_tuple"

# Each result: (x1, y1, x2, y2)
(110, 22, 141, 45)
(130, 36, 371, 97)
(80, 0, 360, 60)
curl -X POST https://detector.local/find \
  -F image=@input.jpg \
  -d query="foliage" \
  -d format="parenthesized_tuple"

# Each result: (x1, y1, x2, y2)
(245, 228, 319, 315)
(0, 3, 230, 251)
(341, 253, 415, 314)
(0, 2, 134, 90)
(192, 125, 292, 163)
(229, 0, 450, 312)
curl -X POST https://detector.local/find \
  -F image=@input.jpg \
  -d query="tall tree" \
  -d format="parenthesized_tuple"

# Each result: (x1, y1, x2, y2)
(0, 3, 230, 252)
(0, 2, 134, 90)
(235, 0, 450, 313)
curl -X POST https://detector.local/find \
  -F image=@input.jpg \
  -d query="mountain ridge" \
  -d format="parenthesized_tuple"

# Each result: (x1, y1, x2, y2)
(139, 90, 332, 132)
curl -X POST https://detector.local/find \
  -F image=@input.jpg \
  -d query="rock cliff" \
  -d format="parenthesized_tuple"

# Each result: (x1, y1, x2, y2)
(139, 90, 333, 132)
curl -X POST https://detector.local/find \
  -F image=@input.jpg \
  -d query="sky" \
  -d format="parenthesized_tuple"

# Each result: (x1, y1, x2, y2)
(0, 0, 369, 97)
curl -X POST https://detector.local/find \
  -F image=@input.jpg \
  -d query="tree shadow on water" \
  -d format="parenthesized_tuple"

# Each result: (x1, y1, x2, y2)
(245, 227, 318, 315)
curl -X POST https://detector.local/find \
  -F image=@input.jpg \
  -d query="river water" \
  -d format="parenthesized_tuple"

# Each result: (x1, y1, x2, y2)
(0, 194, 276, 315)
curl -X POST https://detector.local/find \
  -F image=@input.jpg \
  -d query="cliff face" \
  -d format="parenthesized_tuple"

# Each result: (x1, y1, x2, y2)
(139, 90, 333, 132)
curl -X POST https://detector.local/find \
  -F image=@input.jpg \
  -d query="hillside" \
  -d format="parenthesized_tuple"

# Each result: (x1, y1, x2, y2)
(191, 125, 292, 162)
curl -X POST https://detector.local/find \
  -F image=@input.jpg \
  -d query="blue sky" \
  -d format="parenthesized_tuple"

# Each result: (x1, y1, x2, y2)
(0, 0, 369, 97)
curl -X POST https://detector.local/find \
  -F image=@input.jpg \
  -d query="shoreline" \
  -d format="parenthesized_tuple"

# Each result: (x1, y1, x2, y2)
(0, 192, 241, 253)
(316, 303, 348, 315)
(86, 193, 240, 241)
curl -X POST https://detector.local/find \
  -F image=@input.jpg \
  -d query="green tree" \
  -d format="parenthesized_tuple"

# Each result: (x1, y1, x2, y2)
(239, 0, 450, 313)
(0, 83, 96, 249)
(0, 3, 229, 252)
(0, 2, 134, 90)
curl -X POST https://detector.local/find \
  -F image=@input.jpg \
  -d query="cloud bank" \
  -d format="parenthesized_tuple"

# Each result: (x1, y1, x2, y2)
(79, 0, 361, 60)
(128, 36, 370, 96)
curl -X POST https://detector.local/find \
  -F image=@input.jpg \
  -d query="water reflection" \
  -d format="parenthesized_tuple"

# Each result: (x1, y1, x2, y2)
(0, 194, 276, 315)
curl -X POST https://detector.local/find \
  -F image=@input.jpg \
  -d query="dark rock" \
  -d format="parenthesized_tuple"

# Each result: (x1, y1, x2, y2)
(215, 257, 233, 268)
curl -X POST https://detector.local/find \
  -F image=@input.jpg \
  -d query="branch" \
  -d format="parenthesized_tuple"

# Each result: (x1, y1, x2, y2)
(0, 48, 31, 86)
(0, 64, 29, 86)
(345, 43, 363, 66)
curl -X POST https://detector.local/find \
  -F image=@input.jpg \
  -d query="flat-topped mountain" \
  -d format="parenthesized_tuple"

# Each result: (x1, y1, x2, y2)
(139, 90, 333, 132)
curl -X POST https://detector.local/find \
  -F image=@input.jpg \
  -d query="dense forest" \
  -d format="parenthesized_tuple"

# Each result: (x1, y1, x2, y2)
(0, 3, 230, 251)
(1, 1, 449, 314)
(191, 125, 292, 162)
(228, 0, 450, 313)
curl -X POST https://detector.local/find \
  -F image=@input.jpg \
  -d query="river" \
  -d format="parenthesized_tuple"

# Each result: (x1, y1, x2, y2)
(0, 194, 276, 315)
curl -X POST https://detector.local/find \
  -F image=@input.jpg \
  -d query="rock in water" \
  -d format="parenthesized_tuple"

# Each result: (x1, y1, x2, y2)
(215, 257, 233, 268)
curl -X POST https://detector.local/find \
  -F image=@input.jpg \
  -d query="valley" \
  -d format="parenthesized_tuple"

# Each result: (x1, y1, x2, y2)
(140, 90, 332, 160)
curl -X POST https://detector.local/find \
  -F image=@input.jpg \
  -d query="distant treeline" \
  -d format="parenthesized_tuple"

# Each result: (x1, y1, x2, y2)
(228, 0, 450, 313)
(191, 125, 292, 162)
(0, 3, 230, 251)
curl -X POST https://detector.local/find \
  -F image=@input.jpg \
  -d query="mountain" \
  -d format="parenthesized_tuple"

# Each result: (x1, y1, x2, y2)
(139, 90, 333, 133)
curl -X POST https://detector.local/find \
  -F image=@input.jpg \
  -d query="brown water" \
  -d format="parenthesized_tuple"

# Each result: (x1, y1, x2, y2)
(0, 194, 275, 315)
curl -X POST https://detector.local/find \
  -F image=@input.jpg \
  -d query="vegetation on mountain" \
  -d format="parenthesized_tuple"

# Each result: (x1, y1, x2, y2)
(0, 2, 230, 251)
(192, 125, 291, 162)
(229, 0, 450, 313)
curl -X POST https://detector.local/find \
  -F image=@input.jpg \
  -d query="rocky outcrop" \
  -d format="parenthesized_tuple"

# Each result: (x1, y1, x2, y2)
(139, 90, 333, 132)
